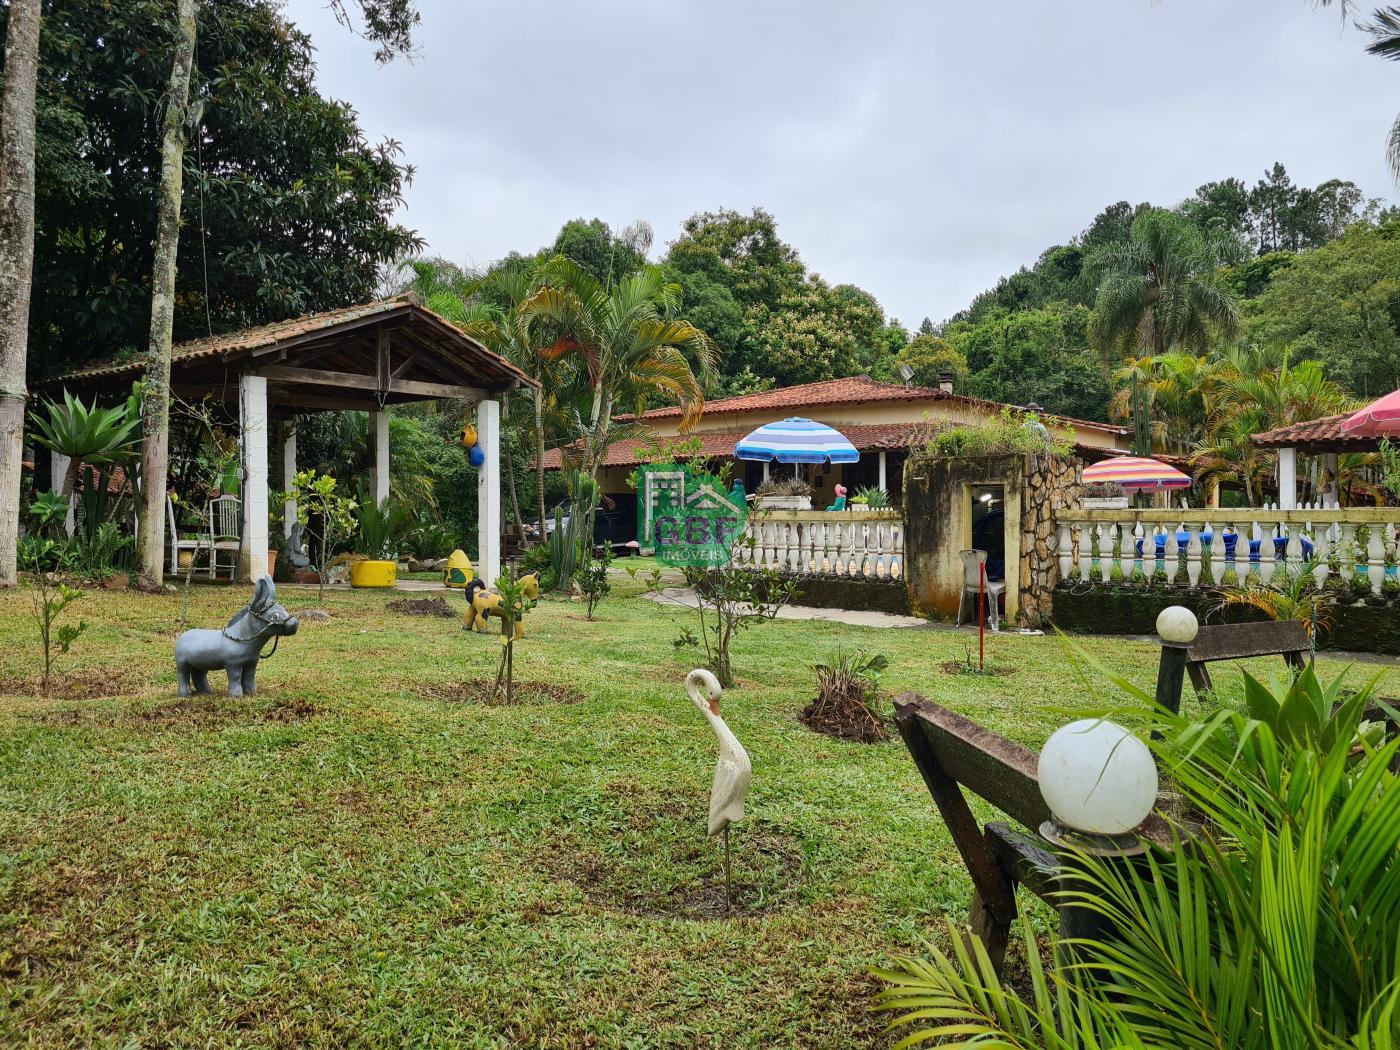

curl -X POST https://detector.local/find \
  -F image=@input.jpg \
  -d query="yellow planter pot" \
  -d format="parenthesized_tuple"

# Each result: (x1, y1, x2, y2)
(350, 559, 397, 588)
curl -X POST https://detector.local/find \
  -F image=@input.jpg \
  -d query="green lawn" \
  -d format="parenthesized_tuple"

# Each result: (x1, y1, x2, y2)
(1, 574, 1396, 1047)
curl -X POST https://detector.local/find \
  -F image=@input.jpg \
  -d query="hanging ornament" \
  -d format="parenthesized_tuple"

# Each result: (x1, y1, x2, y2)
(461, 423, 478, 448)
(468, 444, 486, 467)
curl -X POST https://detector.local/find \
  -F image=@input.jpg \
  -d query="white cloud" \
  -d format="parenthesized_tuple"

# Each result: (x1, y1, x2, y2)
(287, 0, 1399, 326)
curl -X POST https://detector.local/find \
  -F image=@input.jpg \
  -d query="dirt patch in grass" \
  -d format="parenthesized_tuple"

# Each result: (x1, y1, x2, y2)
(0, 668, 147, 701)
(540, 782, 806, 919)
(939, 660, 1017, 677)
(386, 596, 457, 618)
(799, 694, 888, 745)
(33, 694, 325, 729)
(418, 677, 586, 707)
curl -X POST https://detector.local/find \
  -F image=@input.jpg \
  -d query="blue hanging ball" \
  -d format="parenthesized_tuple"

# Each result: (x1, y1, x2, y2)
(468, 444, 486, 467)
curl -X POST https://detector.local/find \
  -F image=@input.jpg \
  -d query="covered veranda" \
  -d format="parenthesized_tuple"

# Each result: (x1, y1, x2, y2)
(1251, 413, 1384, 508)
(45, 295, 534, 583)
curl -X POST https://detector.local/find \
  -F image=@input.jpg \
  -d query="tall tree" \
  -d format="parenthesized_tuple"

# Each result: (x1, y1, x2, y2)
(137, 0, 198, 587)
(1088, 208, 1241, 361)
(0, 0, 41, 587)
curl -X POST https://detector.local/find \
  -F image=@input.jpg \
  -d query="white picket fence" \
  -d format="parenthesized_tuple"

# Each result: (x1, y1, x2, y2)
(1055, 508, 1400, 594)
(734, 510, 904, 578)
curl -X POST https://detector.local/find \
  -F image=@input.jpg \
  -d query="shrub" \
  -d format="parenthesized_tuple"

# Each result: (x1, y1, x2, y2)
(755, 475, 810, 498)
(802, 649, 888, 742)
(915, 406, 1072, 461)
(852, 485, 889, 508)
(872, 654, 1400, 1047)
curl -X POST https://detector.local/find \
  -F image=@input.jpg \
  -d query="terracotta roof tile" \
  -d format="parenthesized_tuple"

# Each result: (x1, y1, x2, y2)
(542, 422, 945, 471)
(42, 296, 536, 391)
(630, 375, 1126, 435)
(1251, 412, 1377, 450)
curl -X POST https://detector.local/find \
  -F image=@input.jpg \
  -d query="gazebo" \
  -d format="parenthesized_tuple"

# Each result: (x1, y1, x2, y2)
(1250, 413, 1378, 508)
(44, 295, 535, 583)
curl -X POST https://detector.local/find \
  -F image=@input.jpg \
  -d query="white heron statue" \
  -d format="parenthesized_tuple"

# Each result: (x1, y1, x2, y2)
(685, 668, 752, 911)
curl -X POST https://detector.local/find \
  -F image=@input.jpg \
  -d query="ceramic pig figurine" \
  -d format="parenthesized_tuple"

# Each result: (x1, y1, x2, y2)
(174, 577, 299, 697)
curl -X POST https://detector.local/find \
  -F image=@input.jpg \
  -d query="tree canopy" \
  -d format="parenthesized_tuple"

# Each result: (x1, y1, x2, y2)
(14, 0, 421, 377)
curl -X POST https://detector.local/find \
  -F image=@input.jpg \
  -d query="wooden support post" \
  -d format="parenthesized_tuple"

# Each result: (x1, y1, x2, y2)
(1154, 644, 1189, 719)
(371, 410, 390, 506)
(239, 374, 269, 582)
(476, 398, 501, 586)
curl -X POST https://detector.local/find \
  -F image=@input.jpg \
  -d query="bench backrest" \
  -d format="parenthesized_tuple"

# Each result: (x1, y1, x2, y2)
(1185, 620, 1310, 665)
(894, 693, 1051, 831)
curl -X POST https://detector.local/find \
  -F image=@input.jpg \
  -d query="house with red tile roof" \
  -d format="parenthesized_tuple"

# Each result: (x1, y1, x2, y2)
(544, 375, 1131, 506)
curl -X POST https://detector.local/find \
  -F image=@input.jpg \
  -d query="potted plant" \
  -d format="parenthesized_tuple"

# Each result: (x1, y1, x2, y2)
(350, 493, 412, 588)
(754, 476, 812, 511)
(1082, 480, 1130, 510)
(268, 527, 283, 578)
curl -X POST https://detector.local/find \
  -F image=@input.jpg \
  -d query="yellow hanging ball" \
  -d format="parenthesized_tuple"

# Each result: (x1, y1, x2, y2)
(443, 548, 474, 588)
(461, 423, 478, 448)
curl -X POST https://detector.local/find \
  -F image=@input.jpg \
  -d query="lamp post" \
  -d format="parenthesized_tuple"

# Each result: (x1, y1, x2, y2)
(1153, 605, 1199, 719)
(1037, 718, 1158, 943)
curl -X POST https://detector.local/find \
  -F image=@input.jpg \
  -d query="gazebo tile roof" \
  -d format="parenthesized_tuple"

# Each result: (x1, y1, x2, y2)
(1251, 413, 1376, 450)
(41, 296, 536, 394)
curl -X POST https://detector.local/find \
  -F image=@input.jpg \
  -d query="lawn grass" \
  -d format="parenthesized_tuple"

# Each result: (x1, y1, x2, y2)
(1, 573, 1396, 1046)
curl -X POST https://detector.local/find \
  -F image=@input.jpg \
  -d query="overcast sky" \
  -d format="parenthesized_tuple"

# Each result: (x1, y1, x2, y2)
(284, 0, 1399, 328)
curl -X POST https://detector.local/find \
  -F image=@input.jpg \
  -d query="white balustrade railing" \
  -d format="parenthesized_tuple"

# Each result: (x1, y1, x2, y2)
(734, 509, 904, 578)
(1055, 508, 1400, 595)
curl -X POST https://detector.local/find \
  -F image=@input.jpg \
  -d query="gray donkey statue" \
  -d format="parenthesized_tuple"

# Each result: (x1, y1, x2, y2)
(175, 577, 299, 697)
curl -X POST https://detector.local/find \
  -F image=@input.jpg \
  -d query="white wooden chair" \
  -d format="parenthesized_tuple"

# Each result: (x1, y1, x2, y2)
(166, 495, 208, 576)
(208, 495, 242, 580)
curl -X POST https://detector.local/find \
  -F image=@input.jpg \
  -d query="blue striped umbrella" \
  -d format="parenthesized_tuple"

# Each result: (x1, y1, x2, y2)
(734, 417, 860, 464)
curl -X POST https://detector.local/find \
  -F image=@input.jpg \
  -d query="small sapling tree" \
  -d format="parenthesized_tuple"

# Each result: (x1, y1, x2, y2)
(281, 470, 357, 602)
(578, 547, 612, 619)
(24, 493, 86, 693)
(491, 566, 536, 704)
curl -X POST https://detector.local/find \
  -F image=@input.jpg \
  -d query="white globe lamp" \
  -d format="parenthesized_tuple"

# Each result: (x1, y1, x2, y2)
(1037, 719, 1158, 837)
(1156, 605, 1199, 645)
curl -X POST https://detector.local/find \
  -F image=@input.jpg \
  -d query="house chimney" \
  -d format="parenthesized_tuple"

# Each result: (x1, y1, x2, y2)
(938, 371, 955, 395)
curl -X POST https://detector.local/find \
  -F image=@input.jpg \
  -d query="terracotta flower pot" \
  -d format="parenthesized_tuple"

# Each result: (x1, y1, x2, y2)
(268, 550, 279, 576)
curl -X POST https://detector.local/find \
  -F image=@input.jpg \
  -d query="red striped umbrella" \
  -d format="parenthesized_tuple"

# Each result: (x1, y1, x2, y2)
(1340, 389, 1400, 436)
(1083, 456, 1191, 492)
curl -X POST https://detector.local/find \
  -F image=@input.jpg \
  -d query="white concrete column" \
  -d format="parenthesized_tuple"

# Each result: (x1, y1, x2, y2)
(878, 450, 887, 492)
(1324, 451, 1340, 507)
(281, 421, 297, 537)
(1277, 446, 1298, 510)
(475, 399, 501, 586)
(370, 410, 390, 506)
(240, 374, 269, 582)
(762, 461, 770, 483)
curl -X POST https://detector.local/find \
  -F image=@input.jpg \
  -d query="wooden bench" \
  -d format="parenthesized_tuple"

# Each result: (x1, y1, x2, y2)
(1155, 619, 1309, 716)
(894, 692, 1171, 975)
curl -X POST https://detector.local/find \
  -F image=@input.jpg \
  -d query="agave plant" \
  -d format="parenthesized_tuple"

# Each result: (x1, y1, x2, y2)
(29, 387, 142, 508)
(873, 651, 1400, 1048)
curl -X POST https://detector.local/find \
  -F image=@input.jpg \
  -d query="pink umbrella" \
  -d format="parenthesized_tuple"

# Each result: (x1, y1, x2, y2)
(1340, 389, 1400, 436)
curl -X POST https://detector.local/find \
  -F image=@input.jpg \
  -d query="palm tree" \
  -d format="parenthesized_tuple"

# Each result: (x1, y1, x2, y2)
(1362, 7, 1400, 179)
(524, 258, 717, 482)
(1089, 209, 1241, 362)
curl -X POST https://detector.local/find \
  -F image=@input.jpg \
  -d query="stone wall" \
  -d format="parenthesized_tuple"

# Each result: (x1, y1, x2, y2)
(1018, 453, 1081, 628)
